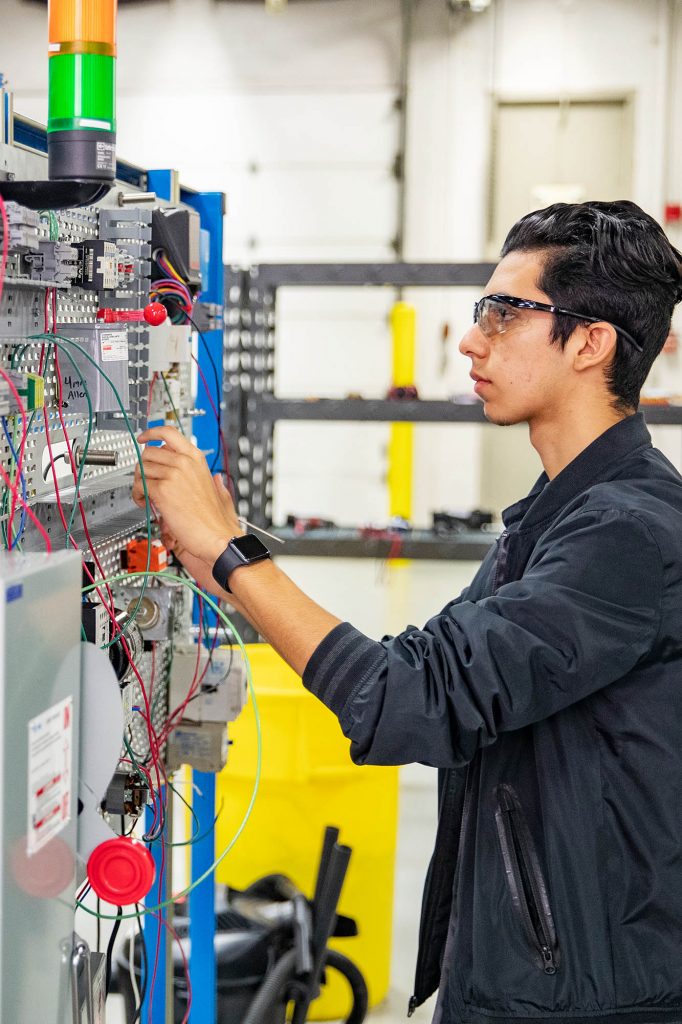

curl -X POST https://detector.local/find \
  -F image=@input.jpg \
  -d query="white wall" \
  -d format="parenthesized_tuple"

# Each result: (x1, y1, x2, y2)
(404, 0, 682, 514)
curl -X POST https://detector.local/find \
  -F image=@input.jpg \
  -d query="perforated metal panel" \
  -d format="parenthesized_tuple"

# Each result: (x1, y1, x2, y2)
(0, 144, 200, 788)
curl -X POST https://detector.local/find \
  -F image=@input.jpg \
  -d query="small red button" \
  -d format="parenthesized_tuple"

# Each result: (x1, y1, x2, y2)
(143, 302, 167, 326)
(87, 837, 155, 904)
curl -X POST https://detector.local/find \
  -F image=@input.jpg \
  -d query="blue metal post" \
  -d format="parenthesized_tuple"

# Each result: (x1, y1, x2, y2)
(142, 798, 168, 1024)
(145, 173, 225, 1024)
(183, 188, 225, 1024)
(182, 189, 226, 470)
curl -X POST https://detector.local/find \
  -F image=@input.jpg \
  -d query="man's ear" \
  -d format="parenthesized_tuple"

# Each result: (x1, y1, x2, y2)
(572, 322, 619, 373)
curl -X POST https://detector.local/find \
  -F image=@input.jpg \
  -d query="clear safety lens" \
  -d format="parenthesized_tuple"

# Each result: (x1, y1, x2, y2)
(475, 297, 525, 337)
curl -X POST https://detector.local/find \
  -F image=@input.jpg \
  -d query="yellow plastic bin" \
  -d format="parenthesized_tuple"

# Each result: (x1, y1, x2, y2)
(216, 644, 399, 1020)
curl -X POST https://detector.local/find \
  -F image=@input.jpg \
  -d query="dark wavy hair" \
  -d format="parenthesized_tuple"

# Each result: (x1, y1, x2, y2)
(501, 200, 682, 411)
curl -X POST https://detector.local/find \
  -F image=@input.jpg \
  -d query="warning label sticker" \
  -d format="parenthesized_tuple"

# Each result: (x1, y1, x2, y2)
(100, 330, 129, 363)
(27, 697, 73, 856)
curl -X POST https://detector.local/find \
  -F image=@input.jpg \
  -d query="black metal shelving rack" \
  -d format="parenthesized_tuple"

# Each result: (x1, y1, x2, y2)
(224, 262, 682, 561)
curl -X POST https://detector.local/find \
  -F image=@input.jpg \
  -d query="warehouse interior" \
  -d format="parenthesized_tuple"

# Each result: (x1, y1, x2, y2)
(0, 0, 681, 1021)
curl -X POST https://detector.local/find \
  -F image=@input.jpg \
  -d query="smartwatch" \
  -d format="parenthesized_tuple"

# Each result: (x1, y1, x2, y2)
(211, 533, 271, 592)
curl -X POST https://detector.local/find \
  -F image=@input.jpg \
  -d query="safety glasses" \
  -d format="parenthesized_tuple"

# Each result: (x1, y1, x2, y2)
(473, 293, 643, 353)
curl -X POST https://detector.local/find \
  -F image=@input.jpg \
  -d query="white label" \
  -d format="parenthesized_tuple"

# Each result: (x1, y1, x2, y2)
(100, 330, 129, 363)
(95, 139, 116, 168)
(27, 697, 73, 855)
(121, 683, 135, 722)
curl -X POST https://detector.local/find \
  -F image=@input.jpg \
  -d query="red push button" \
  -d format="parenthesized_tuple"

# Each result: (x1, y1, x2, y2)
(87, 837, 155, 904)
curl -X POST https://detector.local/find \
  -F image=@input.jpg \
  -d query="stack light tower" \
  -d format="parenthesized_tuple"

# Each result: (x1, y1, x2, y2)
(47, 0, 117, 184)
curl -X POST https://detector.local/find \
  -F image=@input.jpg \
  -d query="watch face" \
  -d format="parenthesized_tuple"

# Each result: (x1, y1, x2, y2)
(232, 534, 269, 560)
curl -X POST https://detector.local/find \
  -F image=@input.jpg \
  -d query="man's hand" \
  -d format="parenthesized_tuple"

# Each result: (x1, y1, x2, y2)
(133, 427, 342, 677)
(133, 426, 242, 566)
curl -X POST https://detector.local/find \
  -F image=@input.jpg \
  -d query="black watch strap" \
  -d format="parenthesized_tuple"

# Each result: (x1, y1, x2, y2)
(211, 533, 271, 593)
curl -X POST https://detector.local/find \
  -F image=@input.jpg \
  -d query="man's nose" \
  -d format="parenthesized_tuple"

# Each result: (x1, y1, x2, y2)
(459, 324, 489, 360)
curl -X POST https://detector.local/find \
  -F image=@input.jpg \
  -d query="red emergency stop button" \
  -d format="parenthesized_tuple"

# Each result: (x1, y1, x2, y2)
(87, 837, 155, 904)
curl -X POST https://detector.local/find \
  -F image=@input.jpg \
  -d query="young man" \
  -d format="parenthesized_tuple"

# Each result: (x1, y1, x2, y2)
(133, 201, 682, 1024)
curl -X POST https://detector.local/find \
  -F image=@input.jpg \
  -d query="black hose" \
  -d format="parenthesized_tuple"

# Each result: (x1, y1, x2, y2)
(242, 947, 368, 1024)
(324, 949, 369, 1024)
(242, 948, 298, 1024)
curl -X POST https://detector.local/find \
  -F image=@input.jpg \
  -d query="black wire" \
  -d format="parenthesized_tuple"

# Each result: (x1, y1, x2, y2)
(105, 906, 123, 995)
(132, 904, 147, 1024)
(96, 897, 101, 952)
(162, 297, 224, 473)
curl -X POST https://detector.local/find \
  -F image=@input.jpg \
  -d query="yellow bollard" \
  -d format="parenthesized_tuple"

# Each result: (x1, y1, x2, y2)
(387, 304, 416, 569)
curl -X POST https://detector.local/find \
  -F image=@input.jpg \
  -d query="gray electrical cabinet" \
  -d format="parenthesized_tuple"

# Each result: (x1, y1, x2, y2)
(0, 552, 81, 1023)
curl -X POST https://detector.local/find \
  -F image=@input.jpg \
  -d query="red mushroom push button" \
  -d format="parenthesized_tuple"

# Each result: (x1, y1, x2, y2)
(87, 837, 155, 904)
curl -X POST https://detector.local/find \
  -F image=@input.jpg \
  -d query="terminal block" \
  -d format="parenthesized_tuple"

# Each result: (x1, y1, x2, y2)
(123, 537, 169, 574)
(22, 240, 79, 287)
(2, 201, 40, 253)
(0, 371, 45, 415)
(117, 250, 136, 286)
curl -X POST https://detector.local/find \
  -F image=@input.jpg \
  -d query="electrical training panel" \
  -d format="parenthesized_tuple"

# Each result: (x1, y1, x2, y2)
(0, 126, 242, 1022)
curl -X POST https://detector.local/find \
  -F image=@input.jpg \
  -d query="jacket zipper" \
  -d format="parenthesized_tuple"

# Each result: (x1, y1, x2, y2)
(408, 766, 472, 1016)
(492, 529, 510, 591)
(495, 784, 560, 976)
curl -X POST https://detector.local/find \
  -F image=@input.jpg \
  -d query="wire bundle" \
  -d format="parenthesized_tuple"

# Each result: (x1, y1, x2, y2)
(150, 250, 193, 322)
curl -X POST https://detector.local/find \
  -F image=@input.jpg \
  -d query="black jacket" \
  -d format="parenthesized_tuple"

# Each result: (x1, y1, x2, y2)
(303, 414, 682, 1024)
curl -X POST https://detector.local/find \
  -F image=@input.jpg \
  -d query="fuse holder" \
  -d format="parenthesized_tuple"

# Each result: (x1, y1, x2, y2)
(97, 302, 167, 326)
(126, 538, 168, 574)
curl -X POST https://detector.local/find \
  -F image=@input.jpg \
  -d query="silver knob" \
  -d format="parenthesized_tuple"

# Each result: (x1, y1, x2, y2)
(117, 191, 157, 206)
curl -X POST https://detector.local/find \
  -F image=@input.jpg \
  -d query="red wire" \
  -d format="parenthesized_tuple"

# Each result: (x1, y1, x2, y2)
(0, 192, 8, 310)
(45, 346, 165, 820)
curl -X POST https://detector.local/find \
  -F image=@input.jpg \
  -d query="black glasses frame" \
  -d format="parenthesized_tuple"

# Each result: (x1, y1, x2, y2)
(473, 293, 643, 353)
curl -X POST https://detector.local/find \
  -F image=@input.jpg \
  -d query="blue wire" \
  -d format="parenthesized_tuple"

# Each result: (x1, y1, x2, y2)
(1, 416, 27, 548)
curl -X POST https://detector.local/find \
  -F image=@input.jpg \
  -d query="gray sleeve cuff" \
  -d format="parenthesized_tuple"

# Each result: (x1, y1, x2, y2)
(302, 621, 385, 717)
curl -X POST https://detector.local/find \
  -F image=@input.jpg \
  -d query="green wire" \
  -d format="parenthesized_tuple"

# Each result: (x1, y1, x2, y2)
(164, 798, 224, 849)
(38, 210, 60, 241)
(29, 332, 152, 647)
(164, 776, 212, 848)
(75, 569, 261, 921)
(10, 344, 29, 369)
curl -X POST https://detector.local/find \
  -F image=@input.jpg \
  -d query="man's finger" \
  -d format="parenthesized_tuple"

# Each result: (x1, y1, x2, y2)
(136, 462, 184, 482)
(141, 447, 186, 469)
(138, 426, 197, 455)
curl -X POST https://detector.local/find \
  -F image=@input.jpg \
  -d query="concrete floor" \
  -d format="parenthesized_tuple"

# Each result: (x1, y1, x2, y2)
(107, 773, 439, 1023)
